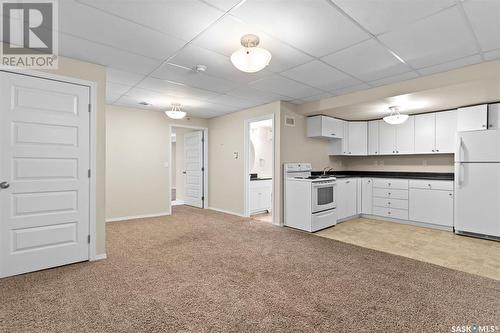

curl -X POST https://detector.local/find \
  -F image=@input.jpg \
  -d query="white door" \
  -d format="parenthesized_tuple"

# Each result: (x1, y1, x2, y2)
(368, 120, 379, 155)
(414, 113, 435, 153)
(378, 120, 396, 155)
(488, 103, 500, 129)
(347, 122, 367, 155)
(457, 105, 488, 131)
(455, 163, 500, 237)
(456, 130, 500, 163)
(361, 178, 373, 214)
(435, 110, 457, 153)
(409, 189, 454, 227)
(0, 72, 90, 278)
(395, 116, 415, 154)
(183, 131, 204, 208)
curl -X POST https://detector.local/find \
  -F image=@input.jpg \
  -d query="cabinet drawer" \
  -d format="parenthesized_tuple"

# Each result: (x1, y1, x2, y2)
(373, 178, 409, 189)
(373, 188, 408, 200)
(373, 197, 408, 210)
(409, 180, 453, 191)
(373, 206, 409, 220)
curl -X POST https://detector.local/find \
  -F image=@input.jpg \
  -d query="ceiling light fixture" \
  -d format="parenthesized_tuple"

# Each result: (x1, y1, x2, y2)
(165, 103, 186, 120)
(231, 34, 272, 73)
(383, 106, 409, 125)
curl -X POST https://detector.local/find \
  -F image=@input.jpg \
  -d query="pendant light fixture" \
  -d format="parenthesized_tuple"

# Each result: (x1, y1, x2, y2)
(383, 106, 408, 125)
(231, 34, 272, 73)
(165, 103, 186, 119)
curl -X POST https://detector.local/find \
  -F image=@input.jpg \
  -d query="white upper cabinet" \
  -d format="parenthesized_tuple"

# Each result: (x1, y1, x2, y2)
(307, 115, 344, 138)
(395, 116, 415, 154)
(435, 110, 457, 153)
(346, 122, 367, 155)
(368, 120, 379, 155)
(378, 119, 397, 154)
(488, 103, 500, 130)
(415, 113, 436, 153)
(457, 104, 488, 131)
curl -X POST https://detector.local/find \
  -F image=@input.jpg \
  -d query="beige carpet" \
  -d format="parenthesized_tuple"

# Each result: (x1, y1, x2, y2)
(0, 206, 499, 332)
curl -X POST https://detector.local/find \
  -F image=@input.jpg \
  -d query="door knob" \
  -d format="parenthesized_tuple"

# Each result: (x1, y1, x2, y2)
(0, 182, 10, 189)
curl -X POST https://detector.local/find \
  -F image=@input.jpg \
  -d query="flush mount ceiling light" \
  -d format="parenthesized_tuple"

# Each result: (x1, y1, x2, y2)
(231, 34, 272, 73)
(165, 103, 186, 120)
(383, 106, 409, 125)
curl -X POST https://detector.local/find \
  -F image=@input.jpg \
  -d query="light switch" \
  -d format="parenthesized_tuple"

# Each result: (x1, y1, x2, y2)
(164, 162, 169, 168)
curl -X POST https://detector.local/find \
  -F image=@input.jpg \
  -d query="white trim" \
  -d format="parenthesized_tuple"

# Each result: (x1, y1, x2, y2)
(208, 207, 247, 218)
(168, 124, 208, 214)
(243, 114, 276, 225)
(90, 253, 107, 261)
(172, 200, 184, 206)
(0, 67, 99, 261)
(106, 212, 170, 223)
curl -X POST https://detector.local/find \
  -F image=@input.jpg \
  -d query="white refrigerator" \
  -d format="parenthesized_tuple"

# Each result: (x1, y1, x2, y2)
(455, 129, 500, 239)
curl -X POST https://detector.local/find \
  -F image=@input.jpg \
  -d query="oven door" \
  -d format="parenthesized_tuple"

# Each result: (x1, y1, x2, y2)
(311, 182, 336, 213)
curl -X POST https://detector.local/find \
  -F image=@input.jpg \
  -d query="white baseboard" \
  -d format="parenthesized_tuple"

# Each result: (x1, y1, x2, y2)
(172, 200, 184, 206)
(90, 253, 107, 261)
(208, 206, 246, 218)
(106, 212, 170, 223)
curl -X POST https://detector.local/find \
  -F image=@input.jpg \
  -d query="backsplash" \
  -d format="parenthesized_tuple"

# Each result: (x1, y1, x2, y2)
(331, 154, 454, 173)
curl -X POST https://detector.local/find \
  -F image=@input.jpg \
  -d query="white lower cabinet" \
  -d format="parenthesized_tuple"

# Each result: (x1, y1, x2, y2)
(249, 180, 272, 214)
(409, 180, 454, 227)
(361, 178, 373, 214)
(336, 178, 357, 220)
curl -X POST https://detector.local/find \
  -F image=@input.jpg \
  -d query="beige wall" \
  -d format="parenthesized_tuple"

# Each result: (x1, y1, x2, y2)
(106, 105, 208, 220)
(40, 56, 107, 256)
(342, 154, 454, 173)
(208, 101, 281, 223)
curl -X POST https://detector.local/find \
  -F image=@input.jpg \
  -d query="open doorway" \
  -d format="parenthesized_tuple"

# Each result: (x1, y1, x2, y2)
(170, 125, 208, 210)
(244, 115, 275, 224)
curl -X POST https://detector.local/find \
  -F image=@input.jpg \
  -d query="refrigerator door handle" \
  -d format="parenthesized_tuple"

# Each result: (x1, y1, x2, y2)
(457, 163, 464, 187)
(456, 136, 463, 162)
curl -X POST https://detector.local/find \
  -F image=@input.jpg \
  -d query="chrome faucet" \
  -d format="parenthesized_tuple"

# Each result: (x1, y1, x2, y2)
(322, 167, 334, 176)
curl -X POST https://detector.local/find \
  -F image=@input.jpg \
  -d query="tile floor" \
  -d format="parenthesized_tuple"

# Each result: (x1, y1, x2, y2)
(317, 218, 500, 281)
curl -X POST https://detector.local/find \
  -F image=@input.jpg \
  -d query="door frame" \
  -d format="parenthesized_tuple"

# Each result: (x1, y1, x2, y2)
(0, 66, 98, 261)
(243, 114, 276, 225)
(168, 124, 208, 214)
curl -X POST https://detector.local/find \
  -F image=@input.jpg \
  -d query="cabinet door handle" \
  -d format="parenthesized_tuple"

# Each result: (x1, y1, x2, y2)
(482, 124, 487, 128)
(432, 149, 435, 152)
(331, 133, 336, 136)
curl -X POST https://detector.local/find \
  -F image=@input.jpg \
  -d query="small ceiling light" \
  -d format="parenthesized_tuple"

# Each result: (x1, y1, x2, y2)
(165, 103, 186, 120)
(195, 64, 207, 72)
(383, 106, 409, 125)
(231, 34, 272, 73)
(139, 101, 152, 106)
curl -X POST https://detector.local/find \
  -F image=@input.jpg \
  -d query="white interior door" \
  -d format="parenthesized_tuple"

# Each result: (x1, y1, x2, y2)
(0, 72, 90, 278)
(183, 131, 204, 208)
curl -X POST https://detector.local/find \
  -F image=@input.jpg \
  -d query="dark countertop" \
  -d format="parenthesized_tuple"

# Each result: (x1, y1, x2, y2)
(311, 170, 454, 181)
(250, 177, 272, 181)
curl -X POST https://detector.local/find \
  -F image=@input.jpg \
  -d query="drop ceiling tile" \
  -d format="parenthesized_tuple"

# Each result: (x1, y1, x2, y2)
(206, 94, 262, 108)
(106, 82, 132, 104)
(151, 63, 239, 93)
(368, 71, 419, 87)
(203, 0, 243, 11)
(78, 0, 224, 41)
(332, 83, 371, 96)
(59, 34, 162, 74)
(249, 74, 322, 99)
(107, 68, 145, 86)
(231, 0, 370, 57)
(137, 77, 220, 101)
(322, 39, 412, 82)
(225, 86, 289, 104)
(333, 0, 456, 35)
(484, 48, 500, 61)
(378, 7, 478, 69)
(280, 60, 361, 91)
(300, 93, 335, 102)
(114, 96, 163, 111)
(168, 44, 271, 84)
(193, 15, 313, 72)
(59, 0, 186, 60)
(417, 54, 482, 76)
(463, 0, 500, 52)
